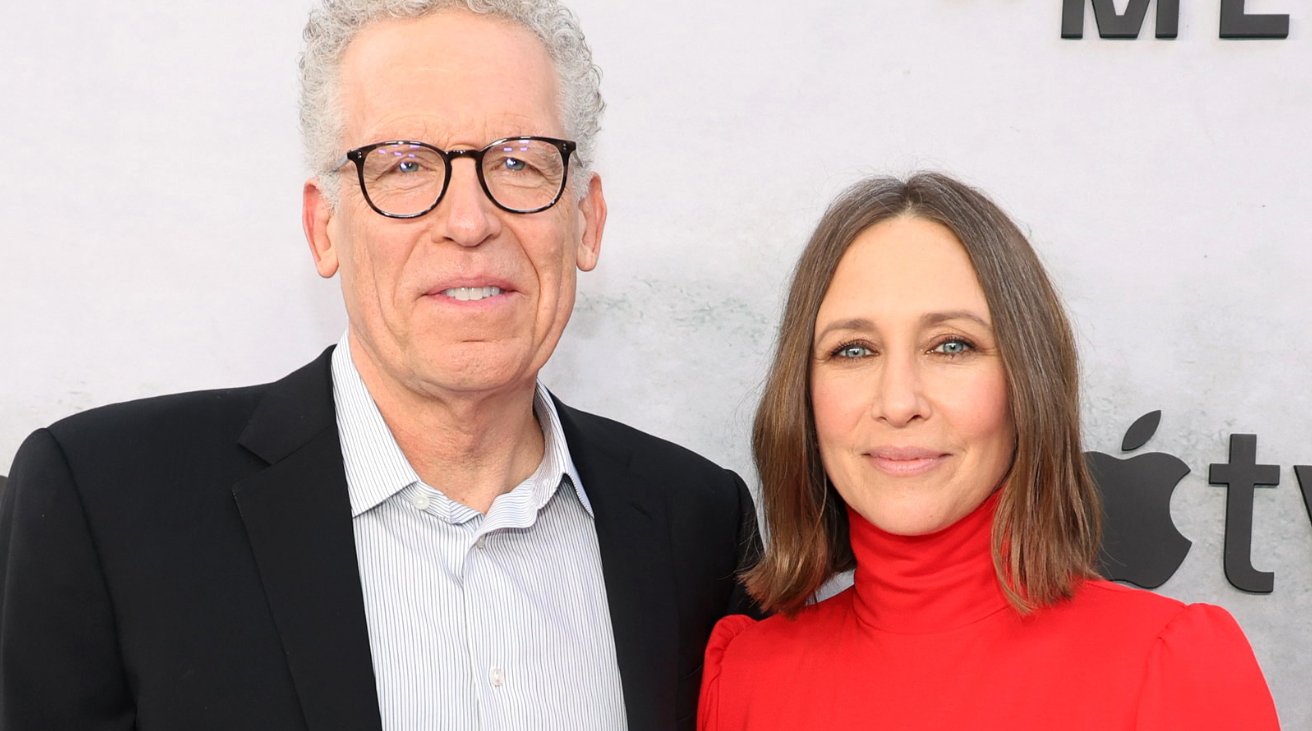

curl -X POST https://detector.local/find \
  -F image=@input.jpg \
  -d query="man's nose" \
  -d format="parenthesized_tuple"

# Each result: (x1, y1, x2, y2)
(870, 355, 930, 427)
(432, 159, 500, 247)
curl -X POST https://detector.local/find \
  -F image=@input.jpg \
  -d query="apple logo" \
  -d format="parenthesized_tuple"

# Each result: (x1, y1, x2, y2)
(1085, 411, 1192, 588)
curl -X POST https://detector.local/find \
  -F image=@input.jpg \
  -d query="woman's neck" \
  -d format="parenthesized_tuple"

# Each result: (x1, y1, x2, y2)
(848, 491, 1011, 633)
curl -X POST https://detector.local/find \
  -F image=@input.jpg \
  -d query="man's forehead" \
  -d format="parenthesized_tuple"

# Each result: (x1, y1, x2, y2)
(340, 11, 553, 89)
(336, 10, 562, 145)
(353, 112, 556, 148)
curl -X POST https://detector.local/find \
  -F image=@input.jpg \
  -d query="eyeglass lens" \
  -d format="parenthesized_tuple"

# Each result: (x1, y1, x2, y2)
(359, 140, 567, 215)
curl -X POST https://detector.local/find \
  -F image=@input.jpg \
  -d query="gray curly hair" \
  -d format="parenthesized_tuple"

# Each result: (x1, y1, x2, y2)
(300, 0, 604, 203)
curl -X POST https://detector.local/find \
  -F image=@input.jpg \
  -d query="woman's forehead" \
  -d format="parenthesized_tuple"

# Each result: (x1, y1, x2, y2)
(818, 217, 991, 326)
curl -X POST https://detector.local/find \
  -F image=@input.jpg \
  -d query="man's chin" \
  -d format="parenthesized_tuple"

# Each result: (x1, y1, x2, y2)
(406, 347, 540, 399)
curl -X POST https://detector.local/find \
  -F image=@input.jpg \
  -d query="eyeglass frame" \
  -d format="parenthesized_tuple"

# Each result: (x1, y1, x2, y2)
(333, 135, 578, 219)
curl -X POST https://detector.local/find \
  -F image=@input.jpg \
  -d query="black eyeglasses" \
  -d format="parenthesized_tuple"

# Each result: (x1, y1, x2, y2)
(334, 136, 576, 218)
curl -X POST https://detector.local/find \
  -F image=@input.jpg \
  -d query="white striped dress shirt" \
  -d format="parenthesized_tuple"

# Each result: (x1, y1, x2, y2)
(331, 336, 629, 731)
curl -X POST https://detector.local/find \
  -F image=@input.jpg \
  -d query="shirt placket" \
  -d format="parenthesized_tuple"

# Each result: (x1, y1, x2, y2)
(461, 518, 510, 729)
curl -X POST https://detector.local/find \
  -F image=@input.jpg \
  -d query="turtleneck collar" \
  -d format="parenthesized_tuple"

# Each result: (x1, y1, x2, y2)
(849, 490, 1012, 634)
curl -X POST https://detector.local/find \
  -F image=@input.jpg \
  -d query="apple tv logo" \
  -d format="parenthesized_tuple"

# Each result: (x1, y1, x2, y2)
(1087, 411, 1192, 589)
(1088, 411, 1312, 594)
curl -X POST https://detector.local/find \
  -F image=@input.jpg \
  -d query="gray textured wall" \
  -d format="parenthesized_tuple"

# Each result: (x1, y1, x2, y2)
(2, 1, 1308, 726)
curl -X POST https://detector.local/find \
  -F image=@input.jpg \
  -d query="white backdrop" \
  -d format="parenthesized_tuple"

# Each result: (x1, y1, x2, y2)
(2, 1, 1309, 726)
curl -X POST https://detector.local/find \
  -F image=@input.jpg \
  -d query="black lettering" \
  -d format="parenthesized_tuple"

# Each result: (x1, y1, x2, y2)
(1062, 0, 1180, 39)
(1296, 465, 1312, 528)
(1208, 434, 1279, 593)
(1220, 0, 1290, 39)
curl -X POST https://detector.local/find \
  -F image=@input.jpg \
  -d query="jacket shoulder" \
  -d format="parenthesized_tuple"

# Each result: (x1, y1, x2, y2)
(42, 349, 334, 454)
(27, 349, 335, 479)
(554, 400, 735, 480)
(50, 384, 263, 436)
(41, 382, 272, 465)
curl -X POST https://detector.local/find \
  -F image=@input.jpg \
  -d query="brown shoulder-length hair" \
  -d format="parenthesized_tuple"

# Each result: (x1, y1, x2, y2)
(745, 172, 1101, 615)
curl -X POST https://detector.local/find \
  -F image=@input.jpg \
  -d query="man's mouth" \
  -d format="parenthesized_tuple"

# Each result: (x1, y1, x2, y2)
(441, 286, 504, 301)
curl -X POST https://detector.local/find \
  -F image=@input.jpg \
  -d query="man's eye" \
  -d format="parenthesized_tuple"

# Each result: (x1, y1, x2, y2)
(397, 159, 423, 174)
(501, 157, 528, 172)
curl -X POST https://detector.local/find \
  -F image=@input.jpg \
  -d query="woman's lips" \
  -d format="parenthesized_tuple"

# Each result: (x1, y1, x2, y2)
(865, 448, 950, 476)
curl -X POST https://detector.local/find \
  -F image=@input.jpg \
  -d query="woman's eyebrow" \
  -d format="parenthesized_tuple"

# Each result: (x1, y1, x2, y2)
(815, 311, 992, 343)
(920, 310, 992, 329)
(814, 318, 874, 343)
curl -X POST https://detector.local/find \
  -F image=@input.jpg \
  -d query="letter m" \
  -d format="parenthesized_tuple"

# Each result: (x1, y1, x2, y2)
(1062, 0, 1180, 39)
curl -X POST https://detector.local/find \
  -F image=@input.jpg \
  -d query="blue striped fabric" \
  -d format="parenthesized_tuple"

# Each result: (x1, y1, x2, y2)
(331, 335, 629, 730)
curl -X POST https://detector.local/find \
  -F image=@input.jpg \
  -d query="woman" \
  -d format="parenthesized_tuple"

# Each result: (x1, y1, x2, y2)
(698, 173, 1279, 730)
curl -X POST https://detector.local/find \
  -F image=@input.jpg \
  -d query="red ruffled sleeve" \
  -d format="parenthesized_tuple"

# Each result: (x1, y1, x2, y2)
(1135, 603, 1279, 729)
(697, 614, 759, 731)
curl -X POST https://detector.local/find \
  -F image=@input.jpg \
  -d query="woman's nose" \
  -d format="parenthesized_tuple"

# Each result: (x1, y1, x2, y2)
(870, 355, 930, 427)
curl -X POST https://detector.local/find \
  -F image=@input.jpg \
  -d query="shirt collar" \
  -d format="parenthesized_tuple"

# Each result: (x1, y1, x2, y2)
(330, 333, 592, 519)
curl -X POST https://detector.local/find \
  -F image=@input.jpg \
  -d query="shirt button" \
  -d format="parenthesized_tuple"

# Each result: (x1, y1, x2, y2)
(411, 494, 430, 511)
(475, 536, 487, 550)
(489, 666, 505, 688)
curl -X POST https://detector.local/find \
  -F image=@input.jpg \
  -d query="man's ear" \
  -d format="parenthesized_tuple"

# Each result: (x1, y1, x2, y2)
(303, 178, 339, 278)
(575, 173, 606, 272)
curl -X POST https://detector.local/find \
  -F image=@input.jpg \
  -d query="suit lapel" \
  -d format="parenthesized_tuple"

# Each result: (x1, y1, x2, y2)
(232, 349, 383, 731)
(556, 399, 679, 731)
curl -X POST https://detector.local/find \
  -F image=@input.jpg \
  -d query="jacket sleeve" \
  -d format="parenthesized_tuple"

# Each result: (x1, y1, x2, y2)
(0, 429, 135, 730)
(725, 471, 766, 620)
(1134, 603, 1279, 730)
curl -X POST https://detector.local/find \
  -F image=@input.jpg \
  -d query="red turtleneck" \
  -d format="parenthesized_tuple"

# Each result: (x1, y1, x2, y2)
(698, 492, 1279, 730)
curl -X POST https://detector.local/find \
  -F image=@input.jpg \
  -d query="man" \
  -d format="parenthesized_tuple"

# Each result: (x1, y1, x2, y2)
(0, 2, 759, 730)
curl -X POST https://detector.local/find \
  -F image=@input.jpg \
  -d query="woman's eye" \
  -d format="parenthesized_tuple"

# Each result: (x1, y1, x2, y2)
(835, 344, 872, 359)
(932, 339, 973, 356)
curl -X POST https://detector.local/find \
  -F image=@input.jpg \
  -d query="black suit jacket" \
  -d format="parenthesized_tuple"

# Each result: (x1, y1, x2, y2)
(0, 348, 760, 731)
